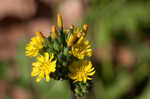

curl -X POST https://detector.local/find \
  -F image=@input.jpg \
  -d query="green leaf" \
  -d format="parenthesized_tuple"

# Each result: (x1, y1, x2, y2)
(63, 47, 69, 56)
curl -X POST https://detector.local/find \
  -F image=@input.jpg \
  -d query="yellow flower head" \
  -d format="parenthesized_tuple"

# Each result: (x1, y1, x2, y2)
(25, 32, 44, 57)
(69, 38, 92, 59)
(68, 60, 95, 83)
(31, 52, 57, 82)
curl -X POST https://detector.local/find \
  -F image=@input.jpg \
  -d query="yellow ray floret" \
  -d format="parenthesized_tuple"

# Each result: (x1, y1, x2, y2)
(68, 60, 95, 83)
(69, 38, 92, 59)
(31, 52, 57, 82)
(25, 32, 44, 57)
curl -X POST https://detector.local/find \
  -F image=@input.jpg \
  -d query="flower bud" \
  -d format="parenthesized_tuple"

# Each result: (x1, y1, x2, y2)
(64, 29, 69, 34)
(36, 31, 44, 38)
(77, 32, 82, 38)
(70, 24, 74, 30)
(57, 13, 63, 30)
(83, 24, 88, 32)
(67, 34, 76, 46)
(52, 25, 57, 39)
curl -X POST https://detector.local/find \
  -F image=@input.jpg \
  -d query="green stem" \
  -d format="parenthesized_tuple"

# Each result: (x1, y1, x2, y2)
(71, 89, 76, 99)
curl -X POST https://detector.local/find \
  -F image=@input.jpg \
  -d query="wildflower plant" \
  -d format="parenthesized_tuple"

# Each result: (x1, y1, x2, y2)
(25, 13, 95, 97)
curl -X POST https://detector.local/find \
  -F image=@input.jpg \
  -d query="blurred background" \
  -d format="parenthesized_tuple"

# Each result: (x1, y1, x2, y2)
(0, 0, 150, 99)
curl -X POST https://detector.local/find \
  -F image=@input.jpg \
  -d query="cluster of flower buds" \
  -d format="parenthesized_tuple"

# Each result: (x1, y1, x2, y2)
(25, 13, 95, 97)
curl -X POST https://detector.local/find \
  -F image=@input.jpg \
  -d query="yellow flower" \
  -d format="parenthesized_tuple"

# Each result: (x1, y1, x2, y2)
(25, 32, 44, 57)
(69, 38, 92, 59)
(31, 52, 57, 82)
(68, 60, 95, 83)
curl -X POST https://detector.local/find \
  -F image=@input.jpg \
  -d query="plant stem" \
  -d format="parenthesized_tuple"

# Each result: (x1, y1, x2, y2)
(71, 89, 76, 99)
